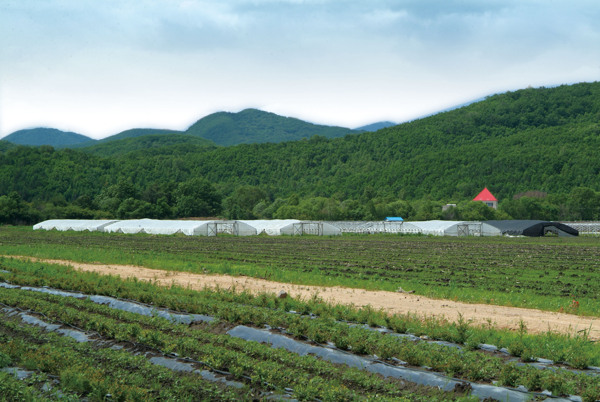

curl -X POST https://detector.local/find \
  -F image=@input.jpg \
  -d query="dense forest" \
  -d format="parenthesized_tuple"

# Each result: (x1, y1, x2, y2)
(1, 82, 599, 225)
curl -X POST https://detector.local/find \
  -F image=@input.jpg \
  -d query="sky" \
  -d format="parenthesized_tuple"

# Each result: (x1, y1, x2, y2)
(1, 0, 599, 140)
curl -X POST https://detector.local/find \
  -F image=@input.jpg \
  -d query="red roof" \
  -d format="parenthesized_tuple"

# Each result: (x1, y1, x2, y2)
(473, 187, 497, 202)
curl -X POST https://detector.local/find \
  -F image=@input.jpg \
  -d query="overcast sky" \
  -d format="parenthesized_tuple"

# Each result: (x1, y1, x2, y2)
(1, 0, 599, 139)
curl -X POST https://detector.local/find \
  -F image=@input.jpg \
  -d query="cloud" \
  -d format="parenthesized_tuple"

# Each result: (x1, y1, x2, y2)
(1, 0, 599, 136)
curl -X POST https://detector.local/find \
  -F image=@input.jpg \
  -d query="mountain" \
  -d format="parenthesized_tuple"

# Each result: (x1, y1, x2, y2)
(80, 134, 214, 157)
(355, 121, 396, 131)
(129, 82, 598, 201)
(2, 128, 95, 148)
(185, 108, 357, 146)
(1, 82, 599, 214)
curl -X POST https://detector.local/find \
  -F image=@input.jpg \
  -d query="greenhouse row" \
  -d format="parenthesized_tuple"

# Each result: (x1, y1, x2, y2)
(327, 220, 579, 237)
(33, 219, 579, 237)
(32, 219, 342, 236)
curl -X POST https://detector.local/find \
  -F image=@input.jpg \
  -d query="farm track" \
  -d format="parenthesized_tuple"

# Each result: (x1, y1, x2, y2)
(7, 255, 600, 340)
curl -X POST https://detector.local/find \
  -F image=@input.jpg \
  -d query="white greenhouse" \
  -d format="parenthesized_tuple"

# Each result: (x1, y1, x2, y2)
(327, 221, 421, 234)
(407, 220, 502, 236)
(102, 219, 257, 236)
(240, 220, 342, 236)
(33, 219, 118, 232)
(104, 219, 256, 236)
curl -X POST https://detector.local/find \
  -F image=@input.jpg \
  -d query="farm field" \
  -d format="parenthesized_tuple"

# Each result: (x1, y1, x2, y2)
(1, 227, 600, 315)
(2, 227, 600, 400)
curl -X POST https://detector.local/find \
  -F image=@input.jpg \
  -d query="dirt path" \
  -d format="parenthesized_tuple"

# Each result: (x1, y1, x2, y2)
(7, 256, 599, 339)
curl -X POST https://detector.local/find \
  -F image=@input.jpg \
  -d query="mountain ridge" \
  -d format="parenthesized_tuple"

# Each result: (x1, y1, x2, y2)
(184, 108, 359, 146)
(3, 108, 375, 150)
(1, 81, 599, 223)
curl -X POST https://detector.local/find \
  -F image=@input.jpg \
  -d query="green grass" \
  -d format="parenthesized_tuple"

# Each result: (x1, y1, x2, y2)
(1, 226, 600, 316)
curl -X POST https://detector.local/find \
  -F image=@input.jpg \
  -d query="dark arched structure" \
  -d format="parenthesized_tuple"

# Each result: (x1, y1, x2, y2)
(485, 220, 579, 237)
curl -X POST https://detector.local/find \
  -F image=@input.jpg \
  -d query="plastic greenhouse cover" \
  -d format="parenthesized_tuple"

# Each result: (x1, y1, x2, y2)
(238, 220, 301, 236)
(102, 219, 213, 235)
(227, 325, 576, 402)
(32, 219, 118, 231)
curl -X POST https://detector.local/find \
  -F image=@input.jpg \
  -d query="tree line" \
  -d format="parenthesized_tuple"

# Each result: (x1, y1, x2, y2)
(2, 180, 599, 226)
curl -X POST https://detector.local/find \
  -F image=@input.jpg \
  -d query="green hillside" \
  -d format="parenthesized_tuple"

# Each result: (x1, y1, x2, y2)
(0, 141, 16, 152)
(2, 128, 95, 148)
(185, 108, 358, 145)
(1, 82, 599, 223)
(79, 134, 215, 157)
(119, 82, 598, 200)
(97, 128, 184, 143)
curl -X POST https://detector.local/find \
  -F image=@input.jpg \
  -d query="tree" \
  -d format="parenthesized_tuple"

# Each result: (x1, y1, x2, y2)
(457, 201, 497, 221)
(223, 186, 268, 219)
(0, 192, 39, 225)
(174, 178, 222, 218)
(566, 187, 600, 220)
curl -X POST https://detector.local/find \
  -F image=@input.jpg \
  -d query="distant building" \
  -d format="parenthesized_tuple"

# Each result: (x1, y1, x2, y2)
(473, 187, 498, 209)
(442, 203, 457, 212)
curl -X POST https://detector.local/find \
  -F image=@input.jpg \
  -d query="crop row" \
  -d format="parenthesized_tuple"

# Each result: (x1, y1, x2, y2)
(1, 287, 466, 400)
(2, 256, 599, 369)
(2, 260, 600, 399)
(1, 228, 599, 315)
(0, 311, 247, 400)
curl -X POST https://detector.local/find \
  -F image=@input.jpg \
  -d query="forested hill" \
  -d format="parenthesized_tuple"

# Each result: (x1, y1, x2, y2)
(95, 128, 184, 143)
(2, 128, 95, 148)
(125, 82, 597, 200)
(78, 134, 215, 158)
(185, 108, 359, 145)
(1, 82, 599, 223)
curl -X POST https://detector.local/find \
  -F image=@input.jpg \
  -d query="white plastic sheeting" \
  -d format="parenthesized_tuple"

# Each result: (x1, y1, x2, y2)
(33, 219, 118, 232)
(280, 221, 341, 236)
(33, 219, 506, 237)
(102, 219, 200, 235)
(408, 220, 502, 236)
(327, 221, 421, 234)
(239, 220, 341, 236)
(239, 220, 300, 236)
(102, 219, 256, 236)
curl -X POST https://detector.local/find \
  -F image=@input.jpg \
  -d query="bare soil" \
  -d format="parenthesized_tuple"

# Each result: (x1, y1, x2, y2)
(8, 256, 599, 339)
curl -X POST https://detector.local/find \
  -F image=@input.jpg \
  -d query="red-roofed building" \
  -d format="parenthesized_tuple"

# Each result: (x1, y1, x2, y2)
(473, 187, 498, 209)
